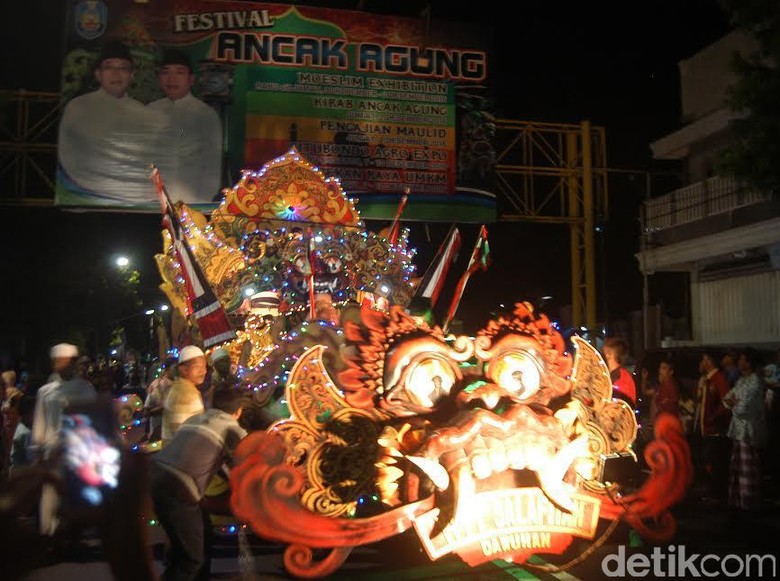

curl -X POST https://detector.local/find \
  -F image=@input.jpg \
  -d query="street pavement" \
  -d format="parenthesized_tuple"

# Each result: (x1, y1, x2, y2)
(23, 493, 780, 580)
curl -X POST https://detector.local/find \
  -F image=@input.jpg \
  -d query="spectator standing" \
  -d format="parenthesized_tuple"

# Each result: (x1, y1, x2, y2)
(721, 349, 740, 388)
(9, 396, 35, 475)
(0, 370, 19, 477)
(144, 355, 178, 442)
(695, 351, 732, 504)
(763, 347, 780, 499)
(723, 350, 767, 511)
(31, 344, 96, 535)
(641, 357, 680, 421)
(602, 337, 637, 406)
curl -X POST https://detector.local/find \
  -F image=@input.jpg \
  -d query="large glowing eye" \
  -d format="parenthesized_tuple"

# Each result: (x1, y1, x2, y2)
(490, 351, 542, 400)
(405, 356, 457, 407)
(323, 254, 342, 273)
(294, 254, 309, 274)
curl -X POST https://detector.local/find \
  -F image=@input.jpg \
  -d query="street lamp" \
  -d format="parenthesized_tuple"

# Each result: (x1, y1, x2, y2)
(116, 256, 130, 268)
(537, 295, 554, 317)
(159, 304, 169, 312)
(145, 309, 155, 316)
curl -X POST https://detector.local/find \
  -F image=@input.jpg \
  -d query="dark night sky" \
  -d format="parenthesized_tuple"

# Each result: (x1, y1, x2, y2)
(1, 1, 734, 354)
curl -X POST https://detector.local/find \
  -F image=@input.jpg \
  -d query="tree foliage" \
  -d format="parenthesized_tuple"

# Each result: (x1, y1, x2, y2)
(718, 0, 780, 191)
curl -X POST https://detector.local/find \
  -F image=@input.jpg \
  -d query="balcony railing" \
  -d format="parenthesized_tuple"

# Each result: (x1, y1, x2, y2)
(644, 175, 770, 232)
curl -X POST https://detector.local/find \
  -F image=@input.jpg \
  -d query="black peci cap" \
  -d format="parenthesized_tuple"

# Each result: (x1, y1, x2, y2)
(98, 39, 133, 66)
(159, 48, 192, 72)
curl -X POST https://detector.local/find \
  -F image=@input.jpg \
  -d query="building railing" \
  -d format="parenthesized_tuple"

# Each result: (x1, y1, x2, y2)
(644, 175, 770, 232)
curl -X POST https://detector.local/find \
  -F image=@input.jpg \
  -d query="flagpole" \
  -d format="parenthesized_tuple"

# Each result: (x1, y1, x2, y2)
(150, 164, 176, 217)
(387, 188, 410, 245)
(442, 226, 488, 334)
(151, 165, 193, 314)
(307, 228, 316, 320)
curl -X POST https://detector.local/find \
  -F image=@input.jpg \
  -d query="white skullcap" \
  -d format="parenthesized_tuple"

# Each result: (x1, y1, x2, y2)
(178, 345, 205, 364)
(210, 347, 230, 362)
(51, 343, 78, 359)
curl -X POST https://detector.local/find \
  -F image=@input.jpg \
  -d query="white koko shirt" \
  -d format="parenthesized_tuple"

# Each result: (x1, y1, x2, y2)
(147, 93, 223, 204)
(58, 88, 161, 204)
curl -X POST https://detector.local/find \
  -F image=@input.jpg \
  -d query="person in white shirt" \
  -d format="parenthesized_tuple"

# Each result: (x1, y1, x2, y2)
(148, 49, 223, 204)
(723, 349, 767, 511)
(162, 346, 207, 444)
(31, 343, 96, 535)
(58, 40, 161, 205)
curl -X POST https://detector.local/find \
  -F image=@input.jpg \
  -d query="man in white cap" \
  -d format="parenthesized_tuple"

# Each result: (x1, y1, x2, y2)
(162, 345, 207, 444)
(208, 347, 235, 393)
(32, 344, 88, 453)
(31, 343, 96, 535)
(195, 347, 233, 411)
(47, 342, 79, 384)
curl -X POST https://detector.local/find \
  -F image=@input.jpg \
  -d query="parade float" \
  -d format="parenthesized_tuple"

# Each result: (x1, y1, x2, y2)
(155, 148, 692, 578)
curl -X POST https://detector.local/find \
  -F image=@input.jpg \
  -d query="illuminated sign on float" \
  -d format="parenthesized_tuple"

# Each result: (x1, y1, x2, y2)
(413, 489, 601, 565)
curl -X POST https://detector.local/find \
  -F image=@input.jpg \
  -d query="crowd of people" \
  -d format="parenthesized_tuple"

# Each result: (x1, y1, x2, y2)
(2, 336, 779, 578)
(636, 345, 780, 512)
(0, 342, 245, 579)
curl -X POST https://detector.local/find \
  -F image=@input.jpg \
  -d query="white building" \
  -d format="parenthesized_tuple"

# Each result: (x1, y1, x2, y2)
(637, 30, 780, 348)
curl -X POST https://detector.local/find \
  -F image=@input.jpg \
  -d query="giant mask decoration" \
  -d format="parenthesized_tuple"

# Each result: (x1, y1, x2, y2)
(230, 303, 691, 577)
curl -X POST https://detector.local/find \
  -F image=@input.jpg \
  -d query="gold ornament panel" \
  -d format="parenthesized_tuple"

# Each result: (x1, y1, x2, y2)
(269, 345, 387, 516)
(211, 147, 363, 243)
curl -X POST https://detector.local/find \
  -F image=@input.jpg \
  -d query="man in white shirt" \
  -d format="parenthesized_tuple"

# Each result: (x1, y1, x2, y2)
(32, 343, 97, 535)
(162, 346, 207, 444)
(58, 40, 161, 205)
(148, 49, 223, 204)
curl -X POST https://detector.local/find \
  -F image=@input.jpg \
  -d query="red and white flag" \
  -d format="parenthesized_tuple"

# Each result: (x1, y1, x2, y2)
(415, 225, 461, 307)
(443, 225, 491, 333)
(150, 166, 236, 348)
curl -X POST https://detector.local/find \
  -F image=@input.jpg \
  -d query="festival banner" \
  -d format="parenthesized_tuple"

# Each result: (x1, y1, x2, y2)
(57, 0, 495, 221)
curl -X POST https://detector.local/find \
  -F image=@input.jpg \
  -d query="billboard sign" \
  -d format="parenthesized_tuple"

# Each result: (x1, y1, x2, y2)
(57, 0, 493, 219)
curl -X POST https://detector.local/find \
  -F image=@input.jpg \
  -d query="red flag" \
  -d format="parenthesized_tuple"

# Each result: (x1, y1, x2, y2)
(415, 225, 461, 307)
(443, 226, 490, 333)
(150, 166, 236, 348)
